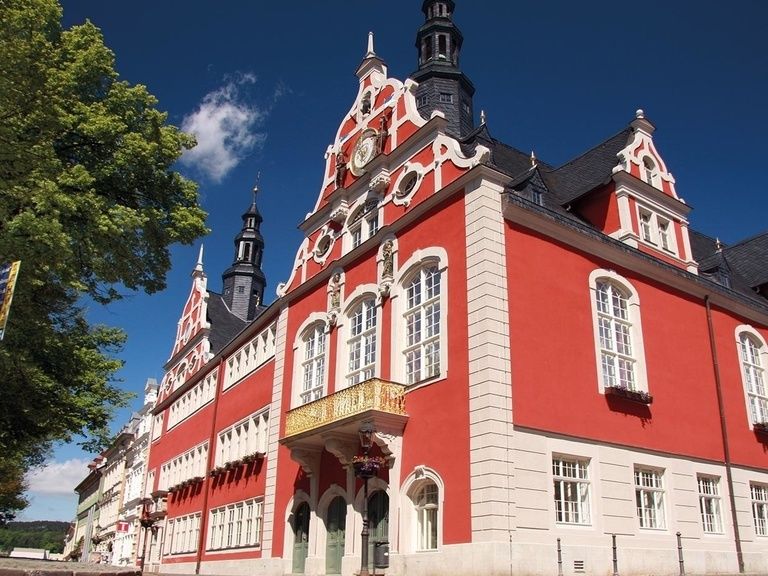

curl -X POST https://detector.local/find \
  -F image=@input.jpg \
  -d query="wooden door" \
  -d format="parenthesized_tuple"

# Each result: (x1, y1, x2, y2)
(325, 496, 346, 574)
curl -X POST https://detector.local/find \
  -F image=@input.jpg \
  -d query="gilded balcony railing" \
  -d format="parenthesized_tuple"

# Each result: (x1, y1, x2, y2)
(284, 378, 406, 437)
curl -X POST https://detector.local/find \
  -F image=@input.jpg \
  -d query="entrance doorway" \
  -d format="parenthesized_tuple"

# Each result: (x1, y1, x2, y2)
(325, 496, 346, 574)
(368, 491, 389, 568)
(292, 502, 310, 574)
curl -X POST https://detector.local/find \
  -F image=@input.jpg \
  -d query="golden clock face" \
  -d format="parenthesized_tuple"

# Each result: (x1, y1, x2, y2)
(350, 129, 378, 175)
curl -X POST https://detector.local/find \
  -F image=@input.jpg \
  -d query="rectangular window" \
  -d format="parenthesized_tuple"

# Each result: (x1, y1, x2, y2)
(207, 499, 264, 550)
(553, 457, 590, 525)
(635, 468, 665, 529)
(351, 226, 362, 248)
(698, 475, 723, 533)
(417, 94, 428, 107)
(657, 219, 671, 251)
(752, 483, 768, 536)
(166, 513, 201, 554)
(639, 210, 653, 243)
(439, 92, 453, 103)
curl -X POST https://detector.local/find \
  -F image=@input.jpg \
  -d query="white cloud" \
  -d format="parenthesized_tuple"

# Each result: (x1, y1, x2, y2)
(26, 458, 89, 495)
(180, 73, 267, 183)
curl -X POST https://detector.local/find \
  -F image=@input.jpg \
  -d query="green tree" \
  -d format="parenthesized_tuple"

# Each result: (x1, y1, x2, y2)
(0, 0, 208, 517)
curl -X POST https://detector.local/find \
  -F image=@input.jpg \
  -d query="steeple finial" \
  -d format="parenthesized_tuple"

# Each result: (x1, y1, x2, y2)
(194, 244, 204, 274)
(366, 31, 376, 58)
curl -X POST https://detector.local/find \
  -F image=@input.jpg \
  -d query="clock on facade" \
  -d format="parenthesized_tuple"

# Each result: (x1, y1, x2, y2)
(350, 129, 378, 176)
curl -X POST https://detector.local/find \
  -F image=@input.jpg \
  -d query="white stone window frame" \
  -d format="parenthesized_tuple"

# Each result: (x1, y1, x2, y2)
(215, 409, 269, 466)
(640, 154, 662, 190)
(312, 224, 337, 265)
(207, 498, 264, 551)
(336, 284, 382, 390)
(588, 269, 649, 396)
(345, 197, 382, 253)
(391, 162, 426, 207)
(751, 482, 768, 537)
(735, 325, 768, 429)
(166, 512, 201, 555)
(635, 202, 678, 256)
(291, 314, 329, 408)
(401, 466, 444, 553)
(697, 474, 723, 534)
(634, 466, 666, 530)
(390, 248, 449, 387)
(552, 455, 592, 526)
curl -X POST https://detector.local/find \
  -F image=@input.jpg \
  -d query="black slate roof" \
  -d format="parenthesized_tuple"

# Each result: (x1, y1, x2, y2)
(542, 128, 632, 205)
(721, 233, 768, 290)
(207, 292, 247, 353)
(460, 120, 767, 308)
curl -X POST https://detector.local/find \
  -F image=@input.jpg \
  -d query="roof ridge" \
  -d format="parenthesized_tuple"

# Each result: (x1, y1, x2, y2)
(722, 229, 768, 250)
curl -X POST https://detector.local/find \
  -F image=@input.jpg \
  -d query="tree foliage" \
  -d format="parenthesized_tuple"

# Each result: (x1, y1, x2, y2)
(0, 0, 208, 517)
(0, 521, 70, 553)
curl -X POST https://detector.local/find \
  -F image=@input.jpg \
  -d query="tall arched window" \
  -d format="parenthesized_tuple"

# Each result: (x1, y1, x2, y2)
(595, 280, 635, 390)
(589, 270, 648, 395)
(301, 324, 326, 404)
(404, 266, 441, 384)
(413, 481, 438, 550)
(347, 298, 377, 386)
(738, 329, 768, 426)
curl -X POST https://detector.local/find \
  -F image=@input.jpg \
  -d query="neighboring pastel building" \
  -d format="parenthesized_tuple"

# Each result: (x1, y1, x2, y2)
(111, 379, 159, 566)
(141, 2, 768, 576)
(70, 456, 103, 562)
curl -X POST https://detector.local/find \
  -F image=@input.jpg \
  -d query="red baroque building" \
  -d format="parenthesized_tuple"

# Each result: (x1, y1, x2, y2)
(144, 2, 768, 575)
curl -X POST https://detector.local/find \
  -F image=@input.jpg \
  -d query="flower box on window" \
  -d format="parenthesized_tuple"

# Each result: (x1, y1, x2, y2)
(242, 451, 265, 464)
(604, 385, 653, 405)
(753, 422, 768, 434)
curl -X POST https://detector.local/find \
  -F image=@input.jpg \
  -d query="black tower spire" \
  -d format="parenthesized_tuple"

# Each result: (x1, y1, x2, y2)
(222, 185, 266, 321)
(411, 0, 475, 138)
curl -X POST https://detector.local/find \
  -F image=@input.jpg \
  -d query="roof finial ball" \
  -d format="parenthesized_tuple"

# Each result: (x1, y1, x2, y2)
(636, 109, 645, 119)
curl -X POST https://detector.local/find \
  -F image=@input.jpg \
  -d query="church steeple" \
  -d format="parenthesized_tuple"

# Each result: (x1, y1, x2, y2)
(222, 185, 266, 321)
(411, 0, 475, 138)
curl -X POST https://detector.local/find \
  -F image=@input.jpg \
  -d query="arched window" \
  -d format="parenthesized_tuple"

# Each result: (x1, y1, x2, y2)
(595, 281, 635, 391)
(404, 266, 442, 384)
(412, 480, 438, 550)
(301, 324, 326, 404)
(347, 298, 377, 386)
(737, 327, 768, 426)
(589, 270, 648, 395)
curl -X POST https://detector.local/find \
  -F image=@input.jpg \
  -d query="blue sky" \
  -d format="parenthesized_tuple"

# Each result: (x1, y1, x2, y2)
(22, 0, 768, 521)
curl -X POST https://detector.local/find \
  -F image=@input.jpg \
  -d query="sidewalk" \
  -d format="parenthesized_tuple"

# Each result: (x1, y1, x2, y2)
(0, 558, 139, 576)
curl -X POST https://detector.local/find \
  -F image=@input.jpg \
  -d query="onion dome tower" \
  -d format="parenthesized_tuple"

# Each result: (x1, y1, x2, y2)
(221, 186, 266, 321)
(411, 0, 475, 138)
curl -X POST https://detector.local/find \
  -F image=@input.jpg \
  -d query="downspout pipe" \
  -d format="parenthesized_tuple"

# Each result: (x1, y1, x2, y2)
(705, 295, 744, 573)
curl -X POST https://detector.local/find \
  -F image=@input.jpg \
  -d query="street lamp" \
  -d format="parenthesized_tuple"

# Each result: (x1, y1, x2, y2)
(353, 423, 377, 576)
(138, 498, 158, 573)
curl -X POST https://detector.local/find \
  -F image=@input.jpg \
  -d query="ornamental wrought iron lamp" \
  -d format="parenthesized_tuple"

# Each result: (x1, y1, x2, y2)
(354, 422, 379, 576)
(138, 498, 159, 574)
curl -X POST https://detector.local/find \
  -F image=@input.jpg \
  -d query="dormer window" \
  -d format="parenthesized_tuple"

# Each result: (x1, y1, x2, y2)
(658, 219, 671, 251)
(643, 157, 660, 188)
(639, 210, 653, 243)
(637, 206, 677, 255)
